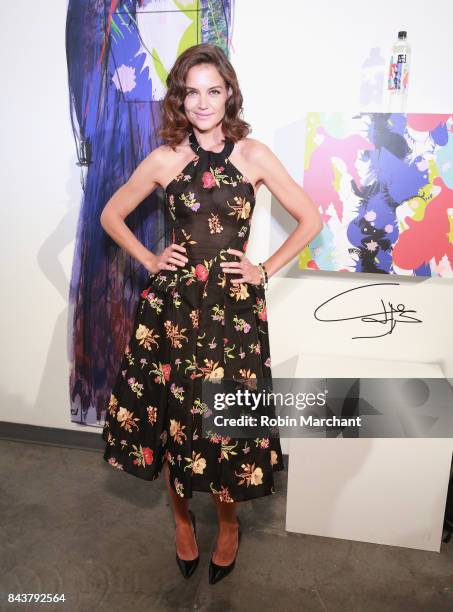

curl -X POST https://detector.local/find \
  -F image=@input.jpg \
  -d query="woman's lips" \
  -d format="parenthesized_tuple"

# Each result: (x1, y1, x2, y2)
(195, 113, 213, 119)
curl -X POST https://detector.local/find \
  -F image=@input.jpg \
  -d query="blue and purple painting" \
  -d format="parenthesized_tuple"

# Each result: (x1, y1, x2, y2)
(66, 0, 234, 425)
(301, 112, 453, 277)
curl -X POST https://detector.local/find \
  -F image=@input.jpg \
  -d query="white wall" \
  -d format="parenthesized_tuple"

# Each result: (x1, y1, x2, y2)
(1, 1, 80, 430)
(1, 0, 452, 437)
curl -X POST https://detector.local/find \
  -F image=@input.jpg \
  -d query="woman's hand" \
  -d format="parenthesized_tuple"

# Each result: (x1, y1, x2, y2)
(220, 248, 262, 285)
(146, 244, 188, 275)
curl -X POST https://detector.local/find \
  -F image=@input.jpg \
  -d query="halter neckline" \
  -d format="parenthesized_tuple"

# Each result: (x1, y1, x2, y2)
(188, 126, 233, 158)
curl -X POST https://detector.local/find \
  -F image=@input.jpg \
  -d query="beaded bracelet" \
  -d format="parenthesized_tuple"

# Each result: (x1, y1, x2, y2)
(257, 262, 269, 289)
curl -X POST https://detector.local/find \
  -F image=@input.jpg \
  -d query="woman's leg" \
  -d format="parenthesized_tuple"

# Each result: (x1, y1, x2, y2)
(164, 461, 198, 560)
(210, 494, 240, 565)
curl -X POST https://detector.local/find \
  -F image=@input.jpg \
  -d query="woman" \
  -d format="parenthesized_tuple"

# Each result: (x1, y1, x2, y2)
(101, 43, 322, 584)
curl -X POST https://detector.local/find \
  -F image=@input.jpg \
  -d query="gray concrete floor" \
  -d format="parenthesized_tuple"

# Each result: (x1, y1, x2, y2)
(1, 439, 452, 612)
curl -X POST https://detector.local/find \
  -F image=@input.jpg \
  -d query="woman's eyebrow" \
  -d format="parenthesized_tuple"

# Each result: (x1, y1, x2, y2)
(185, 85, 224, 91)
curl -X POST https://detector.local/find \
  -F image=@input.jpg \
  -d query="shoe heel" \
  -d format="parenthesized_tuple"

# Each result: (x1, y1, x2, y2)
(208, 516, 241, 585)
(175, 510, 199, 579)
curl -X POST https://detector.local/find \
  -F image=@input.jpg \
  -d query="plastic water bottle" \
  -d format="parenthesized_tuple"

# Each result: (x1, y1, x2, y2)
(387, 31, 411, 112)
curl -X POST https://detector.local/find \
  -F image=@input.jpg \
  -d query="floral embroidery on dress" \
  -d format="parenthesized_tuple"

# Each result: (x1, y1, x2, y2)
(174, 478, 185, 497)
(184, 451, 207, 474)
(219, 437, 239, 461)
(116, 406, 140, 432)
(144, 292, 164, 314)
(191, 398, 210, 417)
(168, 194, 176, 220)
(202, 166, 234, 189)
(180, 191, 200, 212)
(129, 444, 153, 467)
(170, 419, 187, 444)
(150, 362, 171, 385)
(232, 172, 252, 188)
(208, 212, 224, 234)
(210, 483, 234, 502)
(102, 124, 284, 502)
(253, 297, 267, 321)
(233, 315, 251, 333)
(211, 304, 225, 325)
(128, 377, 144, 398)
(189, 309, 199, 328)
(164, 321, 188, 348)
(227, 196, 252, 220)
(135, 324, 159, 350)
(229, 283, 250, 301)
(180, 228, 197, 247)
(235, 463, 264, 487)
(107, 393, 118, 416)
(147, 405, 157, 425)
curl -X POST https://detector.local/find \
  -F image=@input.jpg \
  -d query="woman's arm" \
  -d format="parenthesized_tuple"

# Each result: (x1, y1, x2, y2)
(100, 148, 187, 274)
(252, 140, 323, 278)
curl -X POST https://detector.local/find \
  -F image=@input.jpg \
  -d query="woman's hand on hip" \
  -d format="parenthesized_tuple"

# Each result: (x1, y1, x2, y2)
(220, 249, 262, 285)
(146, 244, 188, 275)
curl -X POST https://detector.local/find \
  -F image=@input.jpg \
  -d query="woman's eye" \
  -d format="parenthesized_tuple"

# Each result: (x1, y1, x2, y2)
(186, 90, 220, 95)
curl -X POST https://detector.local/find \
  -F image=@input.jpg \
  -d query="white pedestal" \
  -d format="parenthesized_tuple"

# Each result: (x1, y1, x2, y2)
(285, 355, 453, 552)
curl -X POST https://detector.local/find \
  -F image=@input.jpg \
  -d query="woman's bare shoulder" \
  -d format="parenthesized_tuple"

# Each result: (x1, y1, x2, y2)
(240, 136, 264, 147)
(235, 138, 274, 183)
(232, 137, 273, 192)
(141, 140, 193, 189)
(148, 138, 190, 159)
(237, 136, 271, 160)
(140, 142, 188, 177)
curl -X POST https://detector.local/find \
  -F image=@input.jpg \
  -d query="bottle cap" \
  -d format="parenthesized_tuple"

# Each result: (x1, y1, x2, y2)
(398, 31, 407, 39)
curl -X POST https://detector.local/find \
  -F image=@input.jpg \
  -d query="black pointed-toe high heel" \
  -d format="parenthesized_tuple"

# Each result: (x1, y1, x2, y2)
(175, 509, 199, 579)
(208, 516, 242, 585)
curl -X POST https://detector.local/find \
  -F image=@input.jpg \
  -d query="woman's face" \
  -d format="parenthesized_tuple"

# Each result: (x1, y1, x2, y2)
(183, 63, 231, 132)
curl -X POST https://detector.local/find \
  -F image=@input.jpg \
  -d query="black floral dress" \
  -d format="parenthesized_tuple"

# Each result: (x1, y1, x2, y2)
(102, 126, 285, 502)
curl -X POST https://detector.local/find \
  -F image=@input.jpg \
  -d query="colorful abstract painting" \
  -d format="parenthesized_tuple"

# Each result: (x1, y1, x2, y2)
(66, 0, 234, 426)
(300, 112, 453, 277)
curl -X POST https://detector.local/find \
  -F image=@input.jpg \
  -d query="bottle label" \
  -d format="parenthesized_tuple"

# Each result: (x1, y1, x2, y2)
(388, 53, 409, 91)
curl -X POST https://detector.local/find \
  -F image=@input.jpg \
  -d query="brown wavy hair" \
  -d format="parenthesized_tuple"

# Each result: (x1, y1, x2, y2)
(158, 43, 251, 150)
